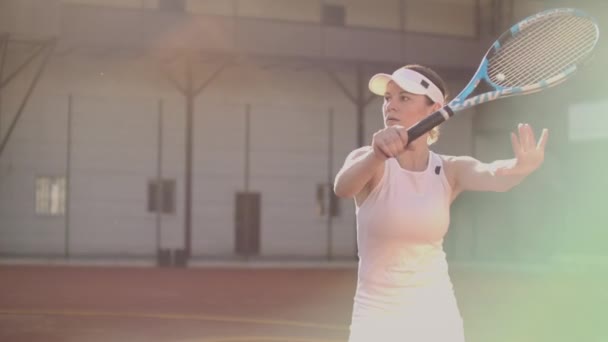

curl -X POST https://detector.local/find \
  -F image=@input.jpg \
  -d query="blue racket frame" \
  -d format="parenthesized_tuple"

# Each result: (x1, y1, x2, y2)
(407, 7, 599, 144)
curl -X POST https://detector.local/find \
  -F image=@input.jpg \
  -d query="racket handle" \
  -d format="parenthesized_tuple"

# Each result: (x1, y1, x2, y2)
(406, 106, 454, 145)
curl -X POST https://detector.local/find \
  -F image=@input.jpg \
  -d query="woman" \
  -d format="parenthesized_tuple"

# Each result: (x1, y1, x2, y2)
(334, 64, 548, 342)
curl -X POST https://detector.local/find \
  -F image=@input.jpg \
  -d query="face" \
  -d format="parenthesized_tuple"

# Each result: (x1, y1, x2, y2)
(382, 80, 441, 130)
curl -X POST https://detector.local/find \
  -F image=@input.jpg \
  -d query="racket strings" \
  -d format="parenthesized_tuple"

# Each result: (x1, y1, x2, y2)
(500, 17, 594, 85)
(490, 17, 596, 87)
(489, 16, 595, 86)
(488, 16, 589, 83)
(517, 17, 596, 84)
(497, 17, 586, 76)
(489, 15, 580, 72)
(488, 14, 597, 88)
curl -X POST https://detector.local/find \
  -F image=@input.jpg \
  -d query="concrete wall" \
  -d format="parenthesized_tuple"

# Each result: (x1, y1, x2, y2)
(0, 48, 475, 258)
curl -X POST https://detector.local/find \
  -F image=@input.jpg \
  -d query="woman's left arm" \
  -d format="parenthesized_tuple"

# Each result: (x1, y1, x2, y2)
(451, 123, 549, 193)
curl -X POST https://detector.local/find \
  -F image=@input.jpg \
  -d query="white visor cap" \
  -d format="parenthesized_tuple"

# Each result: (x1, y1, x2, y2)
(368, 67, 445, 105)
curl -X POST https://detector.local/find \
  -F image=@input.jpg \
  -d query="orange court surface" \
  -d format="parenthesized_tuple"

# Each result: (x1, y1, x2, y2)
(0, 263, 606, 342)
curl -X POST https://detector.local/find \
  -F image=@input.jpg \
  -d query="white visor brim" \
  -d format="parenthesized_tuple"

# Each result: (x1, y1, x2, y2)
(368, 68, 444, 105)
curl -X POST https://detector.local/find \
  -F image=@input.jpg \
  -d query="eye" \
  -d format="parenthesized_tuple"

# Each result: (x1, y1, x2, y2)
(384, 95, 391, 102)
(400, 95, 410, 102)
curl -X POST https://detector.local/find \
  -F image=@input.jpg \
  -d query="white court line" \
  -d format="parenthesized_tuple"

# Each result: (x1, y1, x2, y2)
(196, 336, 344, 342)
(0, 309, 348, 331)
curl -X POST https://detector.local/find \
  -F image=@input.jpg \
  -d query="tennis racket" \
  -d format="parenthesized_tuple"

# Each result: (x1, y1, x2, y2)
(407, 7, 600, 143)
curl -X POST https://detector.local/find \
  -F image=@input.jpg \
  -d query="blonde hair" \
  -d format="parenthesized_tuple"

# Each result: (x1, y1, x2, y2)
(428, 126, 440, 145)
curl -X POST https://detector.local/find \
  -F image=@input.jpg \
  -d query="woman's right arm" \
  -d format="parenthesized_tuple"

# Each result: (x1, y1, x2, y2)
(334, 125, 409, 200)
(333, 146, 385, 199)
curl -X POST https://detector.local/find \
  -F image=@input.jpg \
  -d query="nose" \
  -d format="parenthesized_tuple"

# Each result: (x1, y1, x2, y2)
(384, 99, 396, 113)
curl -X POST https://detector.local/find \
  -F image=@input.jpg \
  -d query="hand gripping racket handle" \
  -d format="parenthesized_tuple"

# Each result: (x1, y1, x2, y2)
(406, 106, 455, 145)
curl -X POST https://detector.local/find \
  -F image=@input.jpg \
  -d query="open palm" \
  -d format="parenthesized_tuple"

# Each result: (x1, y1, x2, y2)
(496, 123, 548, 176)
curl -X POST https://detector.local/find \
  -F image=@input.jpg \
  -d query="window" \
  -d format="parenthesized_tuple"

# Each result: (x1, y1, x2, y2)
(321, 4, 345, 26)
(147, 179, 176, 214)
(405, 0, 476, 37)
(235, 192, 261, 256)
(35, 176, 66, 216)
(325, 0, 400, 30)
(316, 183, 340, 217)
(159, 0, 185, 12)
(62, 0, 158, 10)
(186, 0, 234, 16)
(569, 101, 608, 142)
(235, 0, 320, 23)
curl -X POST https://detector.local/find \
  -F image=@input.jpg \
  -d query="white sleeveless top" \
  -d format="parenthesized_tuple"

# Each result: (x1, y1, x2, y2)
(349, 151, 465, 342)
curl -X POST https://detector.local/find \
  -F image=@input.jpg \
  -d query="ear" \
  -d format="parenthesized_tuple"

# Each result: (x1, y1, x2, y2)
(431, 102, 443, 112)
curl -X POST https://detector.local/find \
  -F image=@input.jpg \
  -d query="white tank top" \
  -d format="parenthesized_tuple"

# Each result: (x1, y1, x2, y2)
(350, 151, 464, 342)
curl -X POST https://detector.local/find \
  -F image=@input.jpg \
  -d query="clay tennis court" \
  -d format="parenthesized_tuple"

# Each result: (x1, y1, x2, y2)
(1, 263, 606, 342)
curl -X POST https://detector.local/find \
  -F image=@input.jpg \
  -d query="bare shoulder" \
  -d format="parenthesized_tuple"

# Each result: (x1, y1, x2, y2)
(341, 146, 385, 205)
(437, 154, 457, 177)
(437, 154, 476, 188)
(344, 145, 385, 180)
(438, 154, 487, 196)
(344, 145, 373, 162)
(441, 154, 478, 166)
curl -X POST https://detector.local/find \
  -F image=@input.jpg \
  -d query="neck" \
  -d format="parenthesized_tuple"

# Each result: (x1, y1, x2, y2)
(396, 143, 430, 172)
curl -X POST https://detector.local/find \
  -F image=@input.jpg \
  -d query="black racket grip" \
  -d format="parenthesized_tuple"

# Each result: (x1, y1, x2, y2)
(406, 106, 454, 145)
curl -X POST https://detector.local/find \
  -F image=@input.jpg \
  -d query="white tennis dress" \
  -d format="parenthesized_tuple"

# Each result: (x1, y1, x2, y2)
(349, 151, 465, 342)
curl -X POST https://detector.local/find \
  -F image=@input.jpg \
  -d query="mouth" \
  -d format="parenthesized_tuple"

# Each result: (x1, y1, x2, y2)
(386, 118, 399, 124)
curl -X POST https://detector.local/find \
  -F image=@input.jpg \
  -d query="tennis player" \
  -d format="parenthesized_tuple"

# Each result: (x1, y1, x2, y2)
(334, 64, 548, 342)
